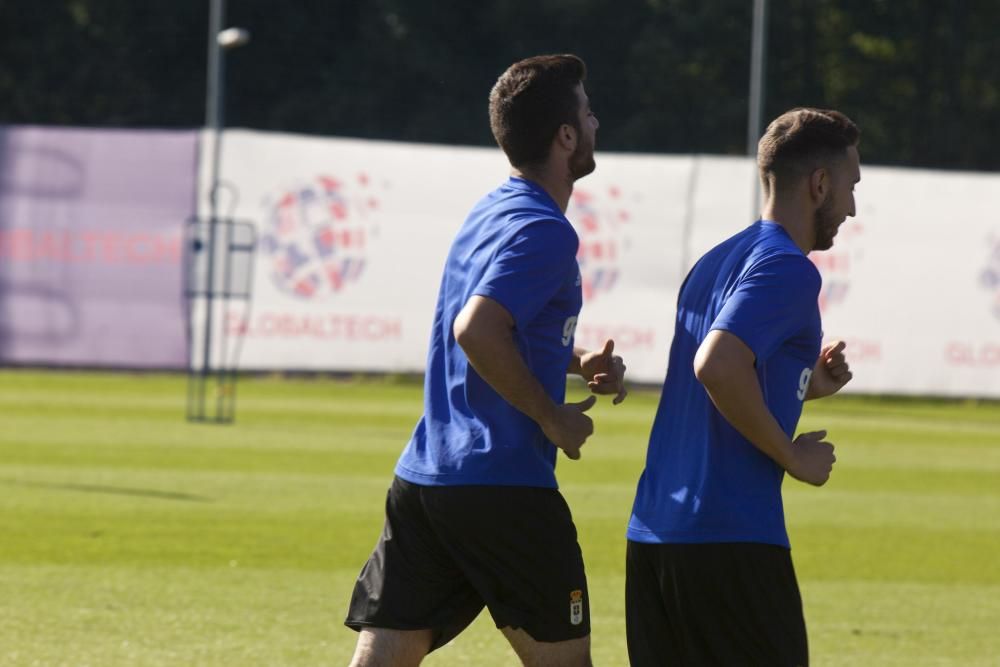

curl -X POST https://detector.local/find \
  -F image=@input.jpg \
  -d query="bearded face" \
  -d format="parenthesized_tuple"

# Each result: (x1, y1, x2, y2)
(569, 123, 596, 180)
(813, 195, 840, 251)
(812, 146, 861, 251)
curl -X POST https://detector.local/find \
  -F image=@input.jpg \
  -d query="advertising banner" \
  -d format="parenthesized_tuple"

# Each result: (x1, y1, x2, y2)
(0, 126, 198, 368)
(813, 166, 1000, 396)
(6, 125, 997, 398)
(195, 131, 504, 373)
(198, 129, 1000, 397)
(198, 132, 696, 381)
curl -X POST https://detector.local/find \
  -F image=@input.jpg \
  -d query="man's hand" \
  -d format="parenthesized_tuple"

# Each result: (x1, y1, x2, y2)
(540, 395, 597, 460)
(578, 339, 628, 405)
(786, 430, 836, 486)
(806, 340, 853, 400)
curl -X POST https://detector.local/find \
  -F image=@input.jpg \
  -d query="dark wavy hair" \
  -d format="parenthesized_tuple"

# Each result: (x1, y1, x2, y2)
(488, 54, 587, 168)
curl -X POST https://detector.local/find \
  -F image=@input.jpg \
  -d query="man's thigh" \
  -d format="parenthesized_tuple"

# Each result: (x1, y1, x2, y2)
(345, 478, 485, 651)
(501, 627, 591, 667)
(420, 483, 592, 644)
(625, 540, 677, 666)
(625, 540, 809, 667)
(346, 479, 591, 654)
(348, 628, 435, 667)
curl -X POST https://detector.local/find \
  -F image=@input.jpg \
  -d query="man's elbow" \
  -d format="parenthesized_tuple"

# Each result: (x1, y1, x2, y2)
(693, 344, 724, 389)
(453, 311, 476, 351)
(454, 296, 514, 357)
(694, 331, 757, 392)
(453, 310, 495, 355)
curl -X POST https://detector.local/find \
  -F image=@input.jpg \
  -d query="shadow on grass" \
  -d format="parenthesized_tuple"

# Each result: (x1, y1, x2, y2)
(0, 478, 213, 502)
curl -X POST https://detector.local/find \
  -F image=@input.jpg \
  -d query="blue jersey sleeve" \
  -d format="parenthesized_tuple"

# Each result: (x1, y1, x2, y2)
(473, 220, 578, 330)
(711, 253, 821, 361)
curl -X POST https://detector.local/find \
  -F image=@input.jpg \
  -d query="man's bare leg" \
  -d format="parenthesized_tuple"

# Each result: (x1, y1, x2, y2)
(348, 628, 434, 667)
(501, 626, 593, 667)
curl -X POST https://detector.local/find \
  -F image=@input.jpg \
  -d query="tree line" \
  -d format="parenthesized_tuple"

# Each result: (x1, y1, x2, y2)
(2, 0, 999, 171)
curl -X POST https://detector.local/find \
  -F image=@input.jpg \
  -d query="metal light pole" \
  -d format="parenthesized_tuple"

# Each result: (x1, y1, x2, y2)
(193, 0, 249, 421)
(747, 0, 769, 220)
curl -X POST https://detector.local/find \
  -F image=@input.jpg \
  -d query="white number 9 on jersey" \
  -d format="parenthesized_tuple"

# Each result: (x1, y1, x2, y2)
(796, 367, 813, 401)
(561, 316, 578, 347)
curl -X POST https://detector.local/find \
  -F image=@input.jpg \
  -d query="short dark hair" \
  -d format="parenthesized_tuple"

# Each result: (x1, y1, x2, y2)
(758, 108, 860, 191)
(488, 54, 587, 168)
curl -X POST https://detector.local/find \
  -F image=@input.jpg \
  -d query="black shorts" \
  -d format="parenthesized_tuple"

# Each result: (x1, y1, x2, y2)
(345, 476, 590, 651)
(626, 541, 808, 667)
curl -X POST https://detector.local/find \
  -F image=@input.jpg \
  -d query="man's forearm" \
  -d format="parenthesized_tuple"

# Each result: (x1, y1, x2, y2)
(458, 323, 557, 427)
(694, 333, 796, 470)
(700, 364, 796, 469)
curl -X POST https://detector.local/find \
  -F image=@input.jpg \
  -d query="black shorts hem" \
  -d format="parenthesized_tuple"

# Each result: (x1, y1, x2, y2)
(489, 615, 591, 643)
(344, 617, 465, 653)
(344, 619, 431, 633)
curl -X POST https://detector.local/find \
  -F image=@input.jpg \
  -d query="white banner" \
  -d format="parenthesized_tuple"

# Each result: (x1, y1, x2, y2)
(195, 129, 1000, 397)
(812, 167, 1000, 396)
(195, 131, 506, 373)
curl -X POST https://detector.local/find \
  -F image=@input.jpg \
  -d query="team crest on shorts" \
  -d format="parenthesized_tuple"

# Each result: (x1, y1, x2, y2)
(569, 589, 584, 626)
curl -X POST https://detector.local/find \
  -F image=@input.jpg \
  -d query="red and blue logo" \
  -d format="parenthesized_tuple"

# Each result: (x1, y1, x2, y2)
(810, 222, 864, 313)
(260, 173, 383, 300)
(568, 185, 633, 301)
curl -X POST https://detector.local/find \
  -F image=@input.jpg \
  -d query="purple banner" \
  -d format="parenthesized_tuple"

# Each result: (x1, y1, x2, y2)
(0, 125, 198, 368)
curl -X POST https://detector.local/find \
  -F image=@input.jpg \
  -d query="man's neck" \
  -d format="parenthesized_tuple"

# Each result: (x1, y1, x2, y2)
(511, 166, 573, 213)
(761, 198, 814, 254)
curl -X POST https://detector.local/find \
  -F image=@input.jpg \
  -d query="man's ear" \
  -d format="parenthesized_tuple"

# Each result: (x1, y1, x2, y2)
(809, 167, 829, 204)
(554, 123, 578, 152)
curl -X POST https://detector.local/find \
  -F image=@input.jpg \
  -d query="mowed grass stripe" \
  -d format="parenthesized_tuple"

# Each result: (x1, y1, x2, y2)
(0, 564, 357, 666)
(1, 370, 999, 666)
(804, 580, 1000, 667)
(1, 441, 401, 476)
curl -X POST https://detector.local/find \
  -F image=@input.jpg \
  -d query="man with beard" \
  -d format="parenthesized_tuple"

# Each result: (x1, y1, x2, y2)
(345, 54, 626, 667)
(625, 108, 860, 666)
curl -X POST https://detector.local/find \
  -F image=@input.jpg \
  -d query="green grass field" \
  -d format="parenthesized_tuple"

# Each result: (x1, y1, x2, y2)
(1, 370, 998, 666)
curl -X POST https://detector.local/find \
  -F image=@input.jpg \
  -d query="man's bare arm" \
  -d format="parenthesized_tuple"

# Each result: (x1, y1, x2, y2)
(694, 330, 835, 486)
(454, 295, 596, 459)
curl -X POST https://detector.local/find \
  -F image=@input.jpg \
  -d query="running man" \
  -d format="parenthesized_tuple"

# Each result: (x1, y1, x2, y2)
(626, 107, 860, 666)
(346, 54, 627, 667)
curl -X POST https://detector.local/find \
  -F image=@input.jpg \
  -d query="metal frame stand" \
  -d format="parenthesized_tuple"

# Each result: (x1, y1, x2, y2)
(187, 0, 252, 423)
(185, 215, 256, 423)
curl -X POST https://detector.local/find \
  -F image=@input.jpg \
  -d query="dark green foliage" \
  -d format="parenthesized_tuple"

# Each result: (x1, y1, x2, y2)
(1, 0, 998, 169)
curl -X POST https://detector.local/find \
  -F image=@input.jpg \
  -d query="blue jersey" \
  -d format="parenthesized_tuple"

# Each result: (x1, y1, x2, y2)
(395, 177, 583, 488)
(627, 221, 822, 548)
